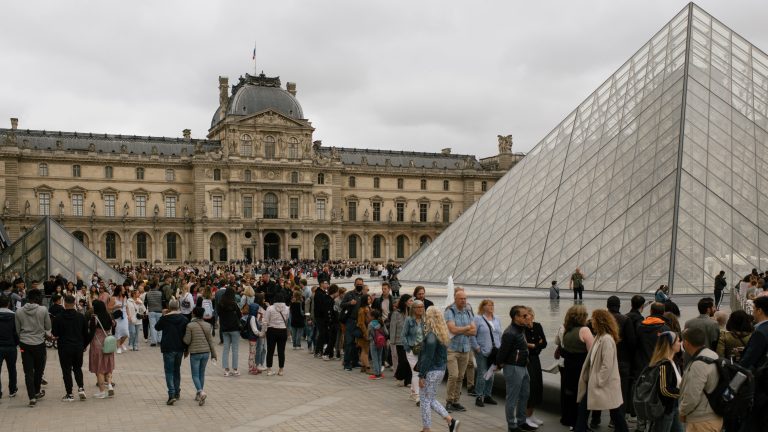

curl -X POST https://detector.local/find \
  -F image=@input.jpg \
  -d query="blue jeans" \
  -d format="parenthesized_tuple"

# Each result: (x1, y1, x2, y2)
(222, 331, 239, 370)
(189, 353, 209, 393)
(474, 351, 494, 398)
(650, 401, 683, 432)
(503, 365, 530, 430)
(162, 351, 183, 398)
(128, 324, 140, 350)
(149, 311, 163, 344)
(255, 337, 266, 366)
(370, 343, 383, 376)
(343, 319, 358, 368)
(290, 327, 303, 348)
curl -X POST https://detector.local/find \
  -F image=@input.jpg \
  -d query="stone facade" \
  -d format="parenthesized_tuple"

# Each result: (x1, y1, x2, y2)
(0, 72, 523, 265)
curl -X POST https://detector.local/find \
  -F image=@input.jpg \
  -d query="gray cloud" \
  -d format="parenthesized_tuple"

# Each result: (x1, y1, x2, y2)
(2, 0, 768, 157)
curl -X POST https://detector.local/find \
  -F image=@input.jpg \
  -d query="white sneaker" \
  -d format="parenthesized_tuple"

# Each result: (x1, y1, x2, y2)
(116, 347, 123, 354)
(93, 391, 107, 399)
(530, 416, 544, 426)
(107, 384, 114, 397)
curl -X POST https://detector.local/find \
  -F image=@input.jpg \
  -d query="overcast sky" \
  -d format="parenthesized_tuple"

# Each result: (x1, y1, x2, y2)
(2, 1, 767, 158)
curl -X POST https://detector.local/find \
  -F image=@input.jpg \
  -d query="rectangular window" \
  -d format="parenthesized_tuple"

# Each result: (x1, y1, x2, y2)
(419, 202, 428, 222)
(105, 166, 113, 179)
(243, 196, 253, 218)
(373, 177, 380, 188)
(165, 196, 177, 218)
(165, 169, 175, 181)
(289, 197, 299, 219)
(212, 196, 222, 219)
(39, 192, 51, 216)
(136, 167, 144, 180)
(135, 196, 146, 217)
(72, 165, 81, 178)
(373, 237, 382, 259)
(373, 202, 381, 222)
(316, 198, 326, 221)
(442, 203, 450, 223)
(397, 178, 404, 189)
(166, 235, 177, 260)
(104, 194, 115, 217)
(348, 201, 357, 221)
(396, 202, 405, 222)
(443, 180, 449, 191)
(71, 193, 84, 216)
(136, 234, 147, 260)
(348, 236, 357, 259)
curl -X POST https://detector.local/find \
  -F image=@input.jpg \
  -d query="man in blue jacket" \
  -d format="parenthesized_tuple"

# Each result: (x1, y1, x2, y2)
(155, 299, 188, 405)
(741, 296, 768, 432)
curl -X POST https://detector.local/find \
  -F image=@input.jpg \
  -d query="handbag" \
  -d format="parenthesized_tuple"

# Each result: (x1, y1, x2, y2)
(96, 316, 117, 354)
(112, 309, 123, 320)
(482, 316, 499, 365)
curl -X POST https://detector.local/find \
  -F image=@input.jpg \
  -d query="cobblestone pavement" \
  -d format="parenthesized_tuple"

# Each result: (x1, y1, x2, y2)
(0, 335, 568, 431)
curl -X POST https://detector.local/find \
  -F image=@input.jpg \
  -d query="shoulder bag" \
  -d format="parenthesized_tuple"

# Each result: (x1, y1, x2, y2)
(482, 316, 499, 365)
(96, 316, 117, 354)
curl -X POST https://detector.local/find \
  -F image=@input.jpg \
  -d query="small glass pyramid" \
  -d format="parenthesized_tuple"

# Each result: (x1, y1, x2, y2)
(400, 4, 768, 294)
(0, 217, 124, 285)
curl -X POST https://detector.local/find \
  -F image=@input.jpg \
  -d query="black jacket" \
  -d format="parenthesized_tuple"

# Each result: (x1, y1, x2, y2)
(52, 309, 88, 350)
(636, 315, 671, 370)
(372, 295, 395, 323)
(497, 323, 529, 367)
(610, 309, 635, 365)
(656, 359, 681, 414)
(154, 313, 188, 353)
(313, 289, 333, 323)
(0, 309, 19, 347)
(216, 302, 241, 333)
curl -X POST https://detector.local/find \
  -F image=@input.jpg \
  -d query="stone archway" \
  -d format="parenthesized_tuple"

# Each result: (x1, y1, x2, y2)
(314, 233, 330, 261)
(210, 232, 228, 262)
(264, 232, 281, 259)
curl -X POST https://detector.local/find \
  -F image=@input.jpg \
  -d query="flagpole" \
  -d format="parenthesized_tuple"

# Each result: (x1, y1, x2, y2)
(253, 42, 257, 75)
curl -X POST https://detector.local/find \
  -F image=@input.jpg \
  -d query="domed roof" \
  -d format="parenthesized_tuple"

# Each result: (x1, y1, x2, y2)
(211, 73, 303, 128)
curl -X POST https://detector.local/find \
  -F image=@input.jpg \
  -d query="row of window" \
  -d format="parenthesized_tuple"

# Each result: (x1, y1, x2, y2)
(347, 234, 430, 259)
(240, 135, 300, 159)
(97, 232, 179, 260)
(40, 164, 176, 181)
(38, 193, 179, 218)
(341, 175, 487, 192)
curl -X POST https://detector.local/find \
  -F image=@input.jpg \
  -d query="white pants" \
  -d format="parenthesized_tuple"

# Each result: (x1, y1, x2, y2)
(406, 351, 420, 396)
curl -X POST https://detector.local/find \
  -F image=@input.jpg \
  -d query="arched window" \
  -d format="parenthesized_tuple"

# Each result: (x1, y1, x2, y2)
(38, 163, 48, 176)
(105, 166, 113, 179)
(105, 232, 117, 259)
(73, 231, 86, 244)
(136, 232, 148, 260)
(213, 168, 221, 181)
(240, 134, 253, 156)
(72, 165, 81, 178)
(263, 193, 278, 219)
(349, 176, 356, 188)
(443, 180, 449, 191)
(136, 167, 144, 180)
(481, 181, 487, 192)
(166, 233, 178, 260)
(317, 173, 325, 185)
(420, 179, 427, 190)
(291, 171, 299, 184)
(288, 138, 299, 159)
(396, 235, 408, 259)
(264, 136, 276, 159)
(244, 169, 252, 182)
(372, 235, 383, 259)
(419, 235, 431, 247)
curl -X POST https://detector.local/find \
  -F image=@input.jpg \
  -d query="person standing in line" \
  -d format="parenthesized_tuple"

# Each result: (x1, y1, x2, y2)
(559, 305, 594, 429)
(497, 305, 537, 432)
(154, 299, 188, 405)
(340, 278, 363, 371)
(183, 306, 217, 406)
(51, 295, 88, 402)
(403, 299, 426, 402)
(443, 289, 476, 413)
(647, 331, 683, 432)
(87, 300, 115, 399)
(569, 268, 585, 301)
(575, 309, 629, 432)
(264, 292, 289, 376)
(679, 327, 722, 432)
(217, 288, 241, 376)
(606, 296, 635, 428)
(714, 271, 727, 310)
(739, 296, 768, 432)
(418, 306, 461, 432)
(367, 309, 386, 380)
(524, 307, 546, 428)
(145, 283, 163, 347)
(288, 291, 305, 350)
(246, 300, 264, 375)
(14, 288, 50, 407)
(391, 294, 412, 388)
(470, 299, 501, 408)
(683, 298, 720, 352)
(0, 295, 19, 400)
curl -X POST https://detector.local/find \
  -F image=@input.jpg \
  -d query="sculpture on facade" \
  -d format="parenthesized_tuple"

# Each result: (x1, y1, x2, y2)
(364, 208, 369, 221)
(497, 134, 513, 153)
(387, 209, 393, 223)
(411, 209, 416, 222)
(24, 200, 30, 216)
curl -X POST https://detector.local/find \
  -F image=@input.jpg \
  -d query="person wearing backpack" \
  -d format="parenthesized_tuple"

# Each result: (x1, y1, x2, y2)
(368, 309, 387, 380)
(246, 301, 264, 375)
(679, 327, 722, 432)
(641, 331, 682, 432)
(740, 296, 768, 432)
(216, 289, 241, 377)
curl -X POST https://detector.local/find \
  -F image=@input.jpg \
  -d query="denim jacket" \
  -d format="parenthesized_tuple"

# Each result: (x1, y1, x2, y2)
(417, 332, 447, 378)
(402, 317, 424, 353)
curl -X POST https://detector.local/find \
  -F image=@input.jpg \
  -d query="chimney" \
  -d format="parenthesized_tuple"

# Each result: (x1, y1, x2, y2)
(10, 118, 18, 130)
(218, 76, 229, 119)
(286, 82, 297, 96)
(441, 147, 451, 155)
(183, 129, 191, 140)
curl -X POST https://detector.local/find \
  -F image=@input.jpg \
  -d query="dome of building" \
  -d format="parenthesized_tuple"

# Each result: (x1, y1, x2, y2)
(211, 73, 303, 128)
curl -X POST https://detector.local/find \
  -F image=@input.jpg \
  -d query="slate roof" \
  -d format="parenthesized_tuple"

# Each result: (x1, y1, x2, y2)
(318, 147, 482, 169)
(0, 129, 220, 156)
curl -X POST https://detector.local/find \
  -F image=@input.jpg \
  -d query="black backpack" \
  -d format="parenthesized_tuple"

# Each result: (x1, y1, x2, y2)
(694, 356, 754, 419)
(633, 364, 665, 420)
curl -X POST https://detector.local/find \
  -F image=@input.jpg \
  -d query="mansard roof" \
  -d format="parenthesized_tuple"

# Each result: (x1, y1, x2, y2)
(319, 146, 482, 170)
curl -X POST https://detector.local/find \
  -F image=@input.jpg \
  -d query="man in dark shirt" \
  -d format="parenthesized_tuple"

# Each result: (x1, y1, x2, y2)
(51, 295, 88, 401)
(154, 300, 188, 405)
(340, 278, 364, 371)
(497, 305, 536, 432)
(0, 294, 19, 399)
(714, 271, 727, 310)
(740, 296, 768, 431)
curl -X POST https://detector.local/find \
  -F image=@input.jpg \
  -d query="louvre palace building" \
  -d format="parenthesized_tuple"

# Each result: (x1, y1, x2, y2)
(0, 72, 521, 265)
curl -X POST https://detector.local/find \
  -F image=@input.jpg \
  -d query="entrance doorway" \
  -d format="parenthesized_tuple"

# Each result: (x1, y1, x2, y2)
(244, 247, 253, 263)
(264, 232, 280, 259)
(314, 234, 330, 261)
(210, 232, 228, 262)
(290, 248, 299, 260)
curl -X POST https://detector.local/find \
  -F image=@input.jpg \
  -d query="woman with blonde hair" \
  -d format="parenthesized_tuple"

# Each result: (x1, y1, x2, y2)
(646, 331, 682, 432)
(418, 306, 460, 432)
(575, 309, 628, 432)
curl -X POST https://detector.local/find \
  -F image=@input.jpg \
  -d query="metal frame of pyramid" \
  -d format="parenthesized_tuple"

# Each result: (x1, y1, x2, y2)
(400, 3, 768, 294)
(0, 217, 124, 285)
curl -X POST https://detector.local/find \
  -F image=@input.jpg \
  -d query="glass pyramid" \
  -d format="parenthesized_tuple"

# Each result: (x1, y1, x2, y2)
(0, 217, 124, 285)
(400, 4, 768, 294)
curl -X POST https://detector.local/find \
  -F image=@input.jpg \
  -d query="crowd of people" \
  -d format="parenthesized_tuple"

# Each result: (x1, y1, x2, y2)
(0, 262, 767, 432)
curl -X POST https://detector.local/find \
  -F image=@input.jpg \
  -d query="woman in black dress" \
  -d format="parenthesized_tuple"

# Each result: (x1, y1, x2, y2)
(524, 307, 547, 427)
(559, 305, 594, 429)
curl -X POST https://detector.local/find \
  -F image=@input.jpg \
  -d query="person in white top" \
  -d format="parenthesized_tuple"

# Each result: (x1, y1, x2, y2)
(264, 293, 290, 376)
(126, 290, 145, 351)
